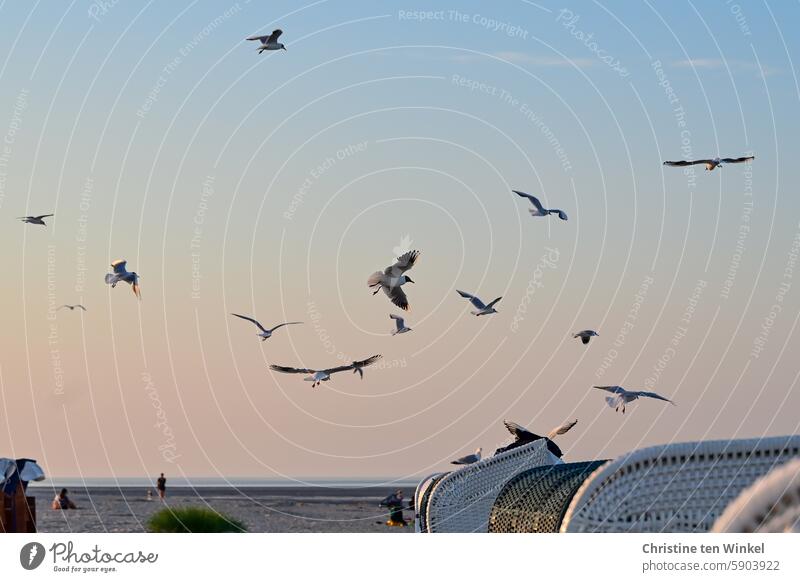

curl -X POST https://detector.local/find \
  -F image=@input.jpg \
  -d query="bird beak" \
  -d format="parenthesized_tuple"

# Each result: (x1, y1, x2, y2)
(406, 277, 414, 284)
(282, 46, 287, 50)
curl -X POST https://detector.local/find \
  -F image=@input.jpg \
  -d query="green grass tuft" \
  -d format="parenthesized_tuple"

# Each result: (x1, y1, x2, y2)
(148, 506, 247, 533)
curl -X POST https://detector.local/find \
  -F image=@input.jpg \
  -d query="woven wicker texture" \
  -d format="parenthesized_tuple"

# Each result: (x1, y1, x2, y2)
(488, 461, 607, 533)
(425, 439, 562, 533)
(415, 473, 448, 533)
(562, 435, 800, 533)
(712, 458, 800, 533)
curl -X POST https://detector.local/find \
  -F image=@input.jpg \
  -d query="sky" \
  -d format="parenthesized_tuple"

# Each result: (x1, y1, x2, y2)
(1, 0, 799, 483)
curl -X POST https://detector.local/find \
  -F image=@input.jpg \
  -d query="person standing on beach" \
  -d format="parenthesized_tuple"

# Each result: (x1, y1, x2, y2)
(156, 473, 166, 500)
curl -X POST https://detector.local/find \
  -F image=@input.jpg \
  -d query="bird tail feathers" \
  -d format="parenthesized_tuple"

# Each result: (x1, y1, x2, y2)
(367, 271, 383, 287)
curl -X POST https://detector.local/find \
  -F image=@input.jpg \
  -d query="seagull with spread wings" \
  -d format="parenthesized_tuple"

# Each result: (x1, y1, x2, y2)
(367, 250, 419, 311)
(57, 304, 87, 312)
(451, 448, 482, 465)
(18, 214, 54, 226)
(594, 385, 675, 414)
(495, 419, 578, 458)
(230, 313, 302, 341)
(663, 155, 754, 172)
(390, 314, 412, 335)
(573, 330, 599, 345)
(456, 290, 502, 316)
(246, 29, 286, 53)
(269, 355, 382, 387)
(513, 190, 568, 220)
(104, 260, 140, 299)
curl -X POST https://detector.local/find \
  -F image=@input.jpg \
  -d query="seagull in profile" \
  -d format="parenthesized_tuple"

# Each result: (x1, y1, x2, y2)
(663, 155, 754, 172)
(230, 314, 302, 341)
(18, 214, 54, 226)
(495, 419, 578, 458)
(573, 330, 599, 345)
(390, 314, 412, 335)
(456, 290, 501, 316)
(451, 448, 482, 465)
(57, 304, 87, 312)
(104, 260, 140, 299)
(246, 29, 286, 53)
(368, 250, 419, 311)
(594, 385, 675, 414)
(269, 355, 382, 388)
(512, 190, 568, 220)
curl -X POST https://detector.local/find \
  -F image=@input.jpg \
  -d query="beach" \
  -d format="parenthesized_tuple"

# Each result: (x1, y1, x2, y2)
(27, 486, 415, 533)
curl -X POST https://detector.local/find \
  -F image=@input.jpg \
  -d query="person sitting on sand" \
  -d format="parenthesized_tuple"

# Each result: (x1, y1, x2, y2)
(51, 488, 78, 510)
(379, 489, 407, 526)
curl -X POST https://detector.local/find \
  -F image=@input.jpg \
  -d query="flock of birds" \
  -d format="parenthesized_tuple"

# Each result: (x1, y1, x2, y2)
(15, 26, 756, 467)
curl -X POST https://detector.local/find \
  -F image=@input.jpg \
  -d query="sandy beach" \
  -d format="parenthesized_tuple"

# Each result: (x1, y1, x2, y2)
(27, 486, 416, 533)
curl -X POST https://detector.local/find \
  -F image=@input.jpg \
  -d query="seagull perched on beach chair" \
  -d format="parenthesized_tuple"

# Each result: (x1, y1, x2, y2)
(368, 250, 419, 311)
(269, 355, 382, 387)
(513, 190, 568, 220)
(230, 313, 302, 341)
(451, 448, 482, 465)
(246, 29, 286, 53)
(663, 155, 754, 172)
(495, 419, 578, 458)
(104, 260, 140, 299)
(18, 214, 54, 226)
(594, 385, 675, 414)
(456, 290, 502, 316)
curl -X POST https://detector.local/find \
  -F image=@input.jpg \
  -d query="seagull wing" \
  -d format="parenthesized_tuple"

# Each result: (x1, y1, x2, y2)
(457, 290, 486, 310)
(390, 314, 405, 330)
(503, 420, 539, 443)
(635, 391, 675, 405)
(246, 34, 270, 43)
(266, 29, 283, 43)
(721, 156, 755, 164)
(132, 281, 141, 300)
(663, 159, 714, 167)
(512, 190, 546, 213)
(485, 297, 502, 309)
(352, 354, 382, 369)
(386, 249, 420, 276)
(385, 285, 410, 311)
(451, 453, 477, 465)
(230, 313, 268, 333)
(594, 385, 627, 395)
(581, 335, 590, 344)
(110, 260, 128, 274)
(267, 321, 303, 333)
(77, 305, 87, 311)
(34, 214, 54, 220)
(270, 364, 314, 375)
(547, 419, 578, 440)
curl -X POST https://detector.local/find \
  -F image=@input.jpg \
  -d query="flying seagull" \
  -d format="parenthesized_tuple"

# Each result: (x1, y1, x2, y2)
(104, 260, 140, 299)
(573, 330, 599, 345)
(594, 385, 675, 414)
(368, 250, 419, 311)
(512, 190, 568, 220)
(246, 29, 286, 53)
(451, 447, 482, 465)
(390, 314, 412, 335)
(57, 304, 87, 312)
(18, 214, 54, 226)
(495, 419, 578, 458)
(456, 290, 502, 316)
(269, 355, 382, 387)
(230, 313, 302, 341)
(663, 155, 754, 172)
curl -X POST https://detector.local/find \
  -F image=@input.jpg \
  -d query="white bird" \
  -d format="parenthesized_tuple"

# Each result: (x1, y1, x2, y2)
(231, 313, 302, 341)
(456, 290, 502, 316)
(451, 447, 482, 465)
(104, 260, 140, 299)
(246, 29, 286, 53)
(367, 250, 419, 311)
(18, 214, 54, 226)
(663, 155, 754, 172)
(594, 385, 675, 414)
(269, 355, 382, 388)
(573, 330, 599, 345)
(513, 190, 568, 220)
(57, 304, 87, 312)
(390, 314, 412, 335)
(496, 419, 578, 458)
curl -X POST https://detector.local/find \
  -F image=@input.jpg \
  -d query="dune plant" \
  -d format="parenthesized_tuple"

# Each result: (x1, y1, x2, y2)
(148, 506, 246, 533)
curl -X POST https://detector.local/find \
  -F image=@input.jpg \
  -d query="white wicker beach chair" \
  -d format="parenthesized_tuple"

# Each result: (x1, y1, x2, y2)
(425, 439, 562, 533)
(712, 458, 800, 533)
(561, 435, 800, 533)
(414, 472, 447, 533)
